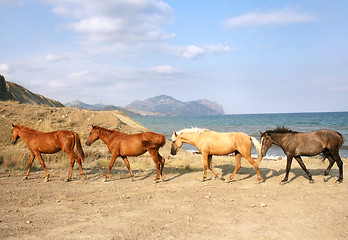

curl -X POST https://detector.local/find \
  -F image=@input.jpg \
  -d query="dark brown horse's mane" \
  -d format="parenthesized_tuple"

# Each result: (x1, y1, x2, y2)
(264, 126, 299, 135)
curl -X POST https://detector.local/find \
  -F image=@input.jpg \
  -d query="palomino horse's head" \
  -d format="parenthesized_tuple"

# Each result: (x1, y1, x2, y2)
(259, 131, 273, 157)
(86, 125, 100, 146)
(11, 124, 21, 144)
(170, 131, 183, 155)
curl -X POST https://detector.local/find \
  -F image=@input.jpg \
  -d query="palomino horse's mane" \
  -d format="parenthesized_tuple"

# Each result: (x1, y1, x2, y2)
(264, 126, 299, 135)
(172, 127, 208, 141)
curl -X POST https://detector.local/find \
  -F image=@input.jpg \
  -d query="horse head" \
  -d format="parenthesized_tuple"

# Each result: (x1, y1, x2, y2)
(11, 123, 21, 144)
(86, 125, 100, 146)
(259, 131, 273, 157)
(170, 131, 183, 155)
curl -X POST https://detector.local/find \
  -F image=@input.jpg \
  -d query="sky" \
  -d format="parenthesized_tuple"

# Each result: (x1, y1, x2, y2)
(0, 0, 347, 114)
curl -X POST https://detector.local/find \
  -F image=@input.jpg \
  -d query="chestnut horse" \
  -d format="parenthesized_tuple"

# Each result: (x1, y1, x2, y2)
(260, 127, 344, 184)
(11, 124, 85, 182)
(85, 125, 166, 182)
(171, 128, 263, 183)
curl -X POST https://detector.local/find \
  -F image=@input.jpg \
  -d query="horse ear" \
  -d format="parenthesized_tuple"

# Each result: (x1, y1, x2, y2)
(173, 131, 177, 137)
(12, 123, 15, 127)
(259, 131, 263, 135)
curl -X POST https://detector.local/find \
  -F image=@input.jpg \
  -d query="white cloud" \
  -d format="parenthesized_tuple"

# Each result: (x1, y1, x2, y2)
(45, 53, 65, 62)
(180, 45, 205, 59)
(223, 7, 316, 28)
(150, 65, 182, 75)
(49, 0, 175, 43)
(205, 44, 236, 53)
(0, 63, 11, 73)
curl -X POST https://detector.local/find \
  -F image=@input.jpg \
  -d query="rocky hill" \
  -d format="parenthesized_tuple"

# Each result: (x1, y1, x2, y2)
(124, 95, 225, 116)
(0, 75, 64, 107)
(65, 100, 139, 117)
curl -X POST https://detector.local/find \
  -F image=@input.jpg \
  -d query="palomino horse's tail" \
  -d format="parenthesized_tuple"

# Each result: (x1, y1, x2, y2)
(251, 136, 263, 168)
(142, 133, 166, 149)
(73, 132, 85, 162)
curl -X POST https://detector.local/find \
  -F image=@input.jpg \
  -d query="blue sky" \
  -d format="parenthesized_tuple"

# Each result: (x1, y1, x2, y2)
(0, 0, 347, 114)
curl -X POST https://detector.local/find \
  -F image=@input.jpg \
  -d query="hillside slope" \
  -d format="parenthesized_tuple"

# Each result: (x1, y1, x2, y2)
(0, 75, 64, 107)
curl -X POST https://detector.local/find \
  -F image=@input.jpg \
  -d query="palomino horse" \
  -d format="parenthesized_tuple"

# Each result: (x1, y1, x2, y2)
(85, 125, 166, 182)
(171, 128, 263, 182)
(11, 124, 85, 182)
(260, 127, 344, 184)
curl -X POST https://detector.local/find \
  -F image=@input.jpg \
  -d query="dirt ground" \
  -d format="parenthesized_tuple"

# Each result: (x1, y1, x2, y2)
(1, 154, 347, 240)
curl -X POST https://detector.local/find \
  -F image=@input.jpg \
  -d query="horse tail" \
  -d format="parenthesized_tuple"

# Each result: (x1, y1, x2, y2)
(73, 132, 85, 163)
(142, 133, 166, 149)
(337, 131, 344, 147)
(251, 136, 263, 168)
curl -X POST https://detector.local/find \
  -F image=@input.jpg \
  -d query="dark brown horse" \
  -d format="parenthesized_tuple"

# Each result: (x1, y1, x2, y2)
(11, 124, 85, 182)
(86, 125, 166, 182)
(260, 127, 344, 184)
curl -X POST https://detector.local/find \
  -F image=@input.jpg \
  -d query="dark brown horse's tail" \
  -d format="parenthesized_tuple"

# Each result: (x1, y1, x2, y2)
(142, 133, 166, 149)
(73, 132, 85, 162)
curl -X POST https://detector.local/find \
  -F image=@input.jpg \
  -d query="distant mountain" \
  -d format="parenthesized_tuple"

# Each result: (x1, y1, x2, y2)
(124, 95, 225, 116)
(0, 75, 64, 107)
(65, 100, 140, 117)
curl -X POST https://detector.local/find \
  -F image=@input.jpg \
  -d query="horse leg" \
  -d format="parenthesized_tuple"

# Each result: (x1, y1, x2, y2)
(35, 152, 50, 182)
(323, 154, 335, 181)
(281, 155, 294, 184)
(23, 153, 35, 180)
(331, 151, 343, 183)
(65, 157, 75, 182)
(225, 152, 241, 183)
(148, 149, 161, 183)
(104, 154, 118, 182)
(158, 153, 165, 181)
(64, 150, 85, 181)
(121, 156, 134, 181)
(294, 156, 313, 183)
(201, 153, 209, 182)
(207, 155, 219, 179)
(244, 155, 263, 183)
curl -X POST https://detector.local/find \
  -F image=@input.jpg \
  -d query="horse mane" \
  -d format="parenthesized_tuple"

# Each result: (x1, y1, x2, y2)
(93, 125, 119, 138)
(264, 126, 299, 135)
(15, 124, 40, 133)
(172, 127, 208, 141)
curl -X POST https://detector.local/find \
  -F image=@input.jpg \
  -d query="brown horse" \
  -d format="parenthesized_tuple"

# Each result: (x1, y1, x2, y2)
(85, 125, 166, 182)
(260, 127, 344, 184)
(11, 124, 85, 182)
(171, 128, 263, 183)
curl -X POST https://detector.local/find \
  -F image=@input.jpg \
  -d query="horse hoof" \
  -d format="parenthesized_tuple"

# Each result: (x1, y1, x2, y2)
(323, 176, 329, 182)
(130, 178, 134, 182)
(309, 179, 314, 184)
(22, 176, 28, 180)
(65, 178, 70, 182)
(336, 179, 343, 184)
(44, 178, 49, 183)
(279, 181, 287, 185)
(225, 179, 230, 183)
(103, 178, 108, 182)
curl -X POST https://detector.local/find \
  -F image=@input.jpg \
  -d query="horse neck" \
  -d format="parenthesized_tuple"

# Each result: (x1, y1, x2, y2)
(97, 129, 117, 144)
(179, 132, 201, 147)
(270, 133, 290, 147)
(17, 128, 34, 144)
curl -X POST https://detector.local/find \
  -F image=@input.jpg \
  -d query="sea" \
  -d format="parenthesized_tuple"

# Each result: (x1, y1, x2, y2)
(133, 112, 348, 159)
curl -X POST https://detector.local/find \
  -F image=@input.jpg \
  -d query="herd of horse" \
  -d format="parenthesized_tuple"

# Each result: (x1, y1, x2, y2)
(11, 123, 344, 184)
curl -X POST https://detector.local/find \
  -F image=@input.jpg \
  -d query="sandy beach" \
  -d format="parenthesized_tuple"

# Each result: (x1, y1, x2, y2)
(1, 152, 347, 240)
